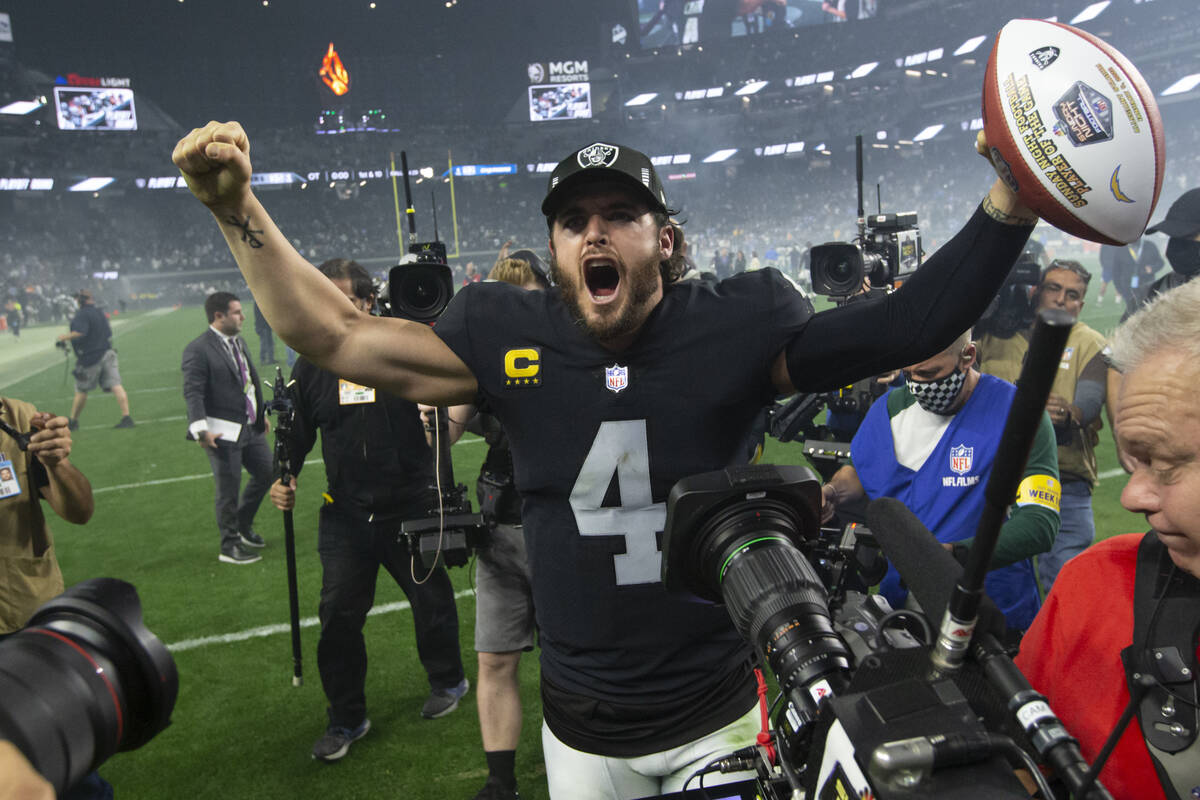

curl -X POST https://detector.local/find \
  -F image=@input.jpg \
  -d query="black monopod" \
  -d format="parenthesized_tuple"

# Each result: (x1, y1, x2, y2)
(265, 367, 304, 686)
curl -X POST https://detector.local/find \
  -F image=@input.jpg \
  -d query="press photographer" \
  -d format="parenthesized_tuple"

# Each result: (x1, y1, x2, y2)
(267, 257, 467, 763)
(978, 260, 1109, 594)
(0, 399, 176, 797)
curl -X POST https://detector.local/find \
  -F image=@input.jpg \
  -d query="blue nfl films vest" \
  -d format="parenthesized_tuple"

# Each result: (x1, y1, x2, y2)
(852, 375, 1042, 630)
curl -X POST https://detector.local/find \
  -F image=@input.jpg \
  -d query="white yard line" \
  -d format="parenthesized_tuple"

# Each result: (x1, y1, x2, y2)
(166, 588, 477, 652)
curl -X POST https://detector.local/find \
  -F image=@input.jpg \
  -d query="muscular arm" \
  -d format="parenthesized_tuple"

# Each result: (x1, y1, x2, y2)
(172, 122, 477, 405)
(773, 179, 1037, 393)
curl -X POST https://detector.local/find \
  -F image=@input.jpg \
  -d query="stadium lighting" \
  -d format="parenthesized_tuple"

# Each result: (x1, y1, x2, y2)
(625, 93, 658, 106)
(875, 130, 887, 140)
(1162, 73, 1200, 96)
(849, 62, 878, 79)
(913, 124, 944, 142)
(954, 35, 987, 56)
(735, 81, 768, 95)
(1070, 1, 1110, 24)
(69, 177, 116, 192)
(702, 149, 737, 163)
(817, 71, 834, 83)
(0, 100, 45, 115)
(794, 74, 816, 86)
(905, 69, 921, 78)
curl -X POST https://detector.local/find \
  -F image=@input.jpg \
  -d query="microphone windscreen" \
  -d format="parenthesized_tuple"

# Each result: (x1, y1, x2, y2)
(866, 497, 1006, 638)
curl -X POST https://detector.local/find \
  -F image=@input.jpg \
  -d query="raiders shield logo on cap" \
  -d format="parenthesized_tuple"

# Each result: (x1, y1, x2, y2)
(578, 143, 620, 169)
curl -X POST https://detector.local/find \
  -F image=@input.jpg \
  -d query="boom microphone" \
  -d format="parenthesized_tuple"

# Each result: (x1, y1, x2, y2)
(865, 497, 1006, 640)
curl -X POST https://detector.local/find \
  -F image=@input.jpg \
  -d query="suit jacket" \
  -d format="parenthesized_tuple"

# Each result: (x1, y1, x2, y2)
(182, 328, 266, 440)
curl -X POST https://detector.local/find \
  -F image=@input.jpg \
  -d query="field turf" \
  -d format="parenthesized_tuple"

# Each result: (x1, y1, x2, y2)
(0, 275, 1145, 799)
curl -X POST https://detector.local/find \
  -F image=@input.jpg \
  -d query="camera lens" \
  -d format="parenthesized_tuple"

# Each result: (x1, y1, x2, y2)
(691, 499, 852, 717)
(387, 263, 453, 323)
(0, 579, 178, 795)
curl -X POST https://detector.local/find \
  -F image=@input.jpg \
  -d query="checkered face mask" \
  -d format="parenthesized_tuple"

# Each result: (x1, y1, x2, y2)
(906, 367, 966, 415)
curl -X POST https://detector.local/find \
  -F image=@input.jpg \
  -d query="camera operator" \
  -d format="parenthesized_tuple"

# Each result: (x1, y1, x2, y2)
(267, 258, 467, 763)
(0, 396, 108, 798)
(422, 254, 546, 800)
(978, 260, 1108, 593)
(55, 290, 134, 431)
(820, 331, 1060, 631)
(1015, 278, 1200, 800)
(174, 120, 1042, 798)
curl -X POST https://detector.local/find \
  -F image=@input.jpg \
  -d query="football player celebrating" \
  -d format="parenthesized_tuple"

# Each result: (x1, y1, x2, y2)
(173, 123, 1039, 799)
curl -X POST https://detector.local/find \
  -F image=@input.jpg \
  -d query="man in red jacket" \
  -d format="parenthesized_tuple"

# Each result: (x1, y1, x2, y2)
(1015, 278, 1200, 800)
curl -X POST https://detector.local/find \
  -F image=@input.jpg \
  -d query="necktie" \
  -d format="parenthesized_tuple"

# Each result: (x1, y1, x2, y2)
(229, 339, 256, 424)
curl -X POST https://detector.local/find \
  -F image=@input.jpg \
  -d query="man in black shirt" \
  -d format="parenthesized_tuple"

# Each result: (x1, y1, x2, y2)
(269, 259, 467, 763)
(56, 290, 133, 430)
(175, 122, 1040, 798)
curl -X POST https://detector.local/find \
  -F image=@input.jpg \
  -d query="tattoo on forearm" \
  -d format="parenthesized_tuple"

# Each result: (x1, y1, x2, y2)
(223, 215, 265, 249)
(982, 195, 1038, 226)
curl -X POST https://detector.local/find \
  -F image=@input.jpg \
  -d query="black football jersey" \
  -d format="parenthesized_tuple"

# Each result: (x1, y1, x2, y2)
(435, 269, 813, 751)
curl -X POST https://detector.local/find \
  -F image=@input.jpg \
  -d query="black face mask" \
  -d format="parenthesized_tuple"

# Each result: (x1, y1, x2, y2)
(1166, 237, 1200, 277)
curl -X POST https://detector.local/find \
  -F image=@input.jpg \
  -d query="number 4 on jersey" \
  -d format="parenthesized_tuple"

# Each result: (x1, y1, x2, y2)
(569, 420, 667, 586)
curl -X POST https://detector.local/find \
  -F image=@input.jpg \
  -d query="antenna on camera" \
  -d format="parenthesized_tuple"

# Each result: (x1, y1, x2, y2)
(855, 134, 866, 242)
(400, 150, 418, 246)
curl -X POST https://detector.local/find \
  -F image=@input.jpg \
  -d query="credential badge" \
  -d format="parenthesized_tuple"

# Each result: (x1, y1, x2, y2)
(949, 444, 973, 476)
(578, 143, 620, 170)
(605, 364, 629, 393)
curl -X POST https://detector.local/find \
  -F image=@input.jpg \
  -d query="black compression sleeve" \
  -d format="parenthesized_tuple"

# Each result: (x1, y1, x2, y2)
(785, 204, 1034, 392)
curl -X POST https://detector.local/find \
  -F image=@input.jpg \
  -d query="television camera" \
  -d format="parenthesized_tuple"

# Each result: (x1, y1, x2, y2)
(973, 247, 1043, 340)
(381, 151, 489, 568)
(808, 135, 923, 300)
(658, 310, 1114, 800)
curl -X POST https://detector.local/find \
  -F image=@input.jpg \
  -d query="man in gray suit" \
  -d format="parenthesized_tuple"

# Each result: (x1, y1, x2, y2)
(182, 291, 272, 564)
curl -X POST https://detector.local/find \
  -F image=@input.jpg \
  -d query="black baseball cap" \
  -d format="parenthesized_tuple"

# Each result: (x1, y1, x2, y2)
(1146, 188, 1200, 238)
(541, 142, 669, 220)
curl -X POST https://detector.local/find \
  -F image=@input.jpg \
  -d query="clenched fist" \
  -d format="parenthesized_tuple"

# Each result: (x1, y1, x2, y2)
(171, 120, 253, 209)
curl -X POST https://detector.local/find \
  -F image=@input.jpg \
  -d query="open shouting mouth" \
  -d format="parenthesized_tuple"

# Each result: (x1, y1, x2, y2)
(584, 258, 621, 304)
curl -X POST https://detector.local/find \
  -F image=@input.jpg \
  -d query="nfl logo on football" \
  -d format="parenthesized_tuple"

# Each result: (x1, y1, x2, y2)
(605, 364, 629, 393)
(949, 444, 973, 475)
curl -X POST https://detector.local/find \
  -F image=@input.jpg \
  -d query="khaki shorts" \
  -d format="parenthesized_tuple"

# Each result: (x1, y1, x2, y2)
(73, 349, 121, 393)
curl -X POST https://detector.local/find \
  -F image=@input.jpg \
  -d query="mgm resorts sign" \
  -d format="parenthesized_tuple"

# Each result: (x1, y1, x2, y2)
(527, 60, 589, 84)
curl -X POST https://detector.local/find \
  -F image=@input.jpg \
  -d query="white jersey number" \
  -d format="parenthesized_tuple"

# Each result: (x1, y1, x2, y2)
(569, 420, 666, 586)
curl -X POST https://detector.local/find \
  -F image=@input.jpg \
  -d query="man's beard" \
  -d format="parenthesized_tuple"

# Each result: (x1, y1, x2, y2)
(550, 254, 661, 343)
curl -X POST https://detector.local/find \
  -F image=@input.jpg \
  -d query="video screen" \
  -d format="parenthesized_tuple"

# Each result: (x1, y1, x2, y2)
(54, 87, 137, 131)
(528, 83, 592, 122)
(636, 0, 879, 48)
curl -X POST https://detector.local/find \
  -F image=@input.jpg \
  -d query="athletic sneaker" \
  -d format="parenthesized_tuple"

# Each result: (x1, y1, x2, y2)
(420, 678, 469, 719)
(312, 718, 371, 762)
(472, 777, 519, 800)
(218, 543, 262, 565)
(239, 530, 266, 548)
(114, 416, 135, 429)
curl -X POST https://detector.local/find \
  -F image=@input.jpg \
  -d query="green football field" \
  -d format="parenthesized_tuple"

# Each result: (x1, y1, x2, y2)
(0, 273, 1147, 799)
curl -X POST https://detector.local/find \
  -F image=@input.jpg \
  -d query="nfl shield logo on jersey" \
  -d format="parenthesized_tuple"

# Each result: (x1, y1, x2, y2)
(605, 364, 629, 393)
(949, 444, 973, 475)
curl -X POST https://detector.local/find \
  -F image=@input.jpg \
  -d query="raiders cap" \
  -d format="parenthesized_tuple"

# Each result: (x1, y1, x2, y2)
(541, 142, 668, 219)
(1146, 188, 1200, 238)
